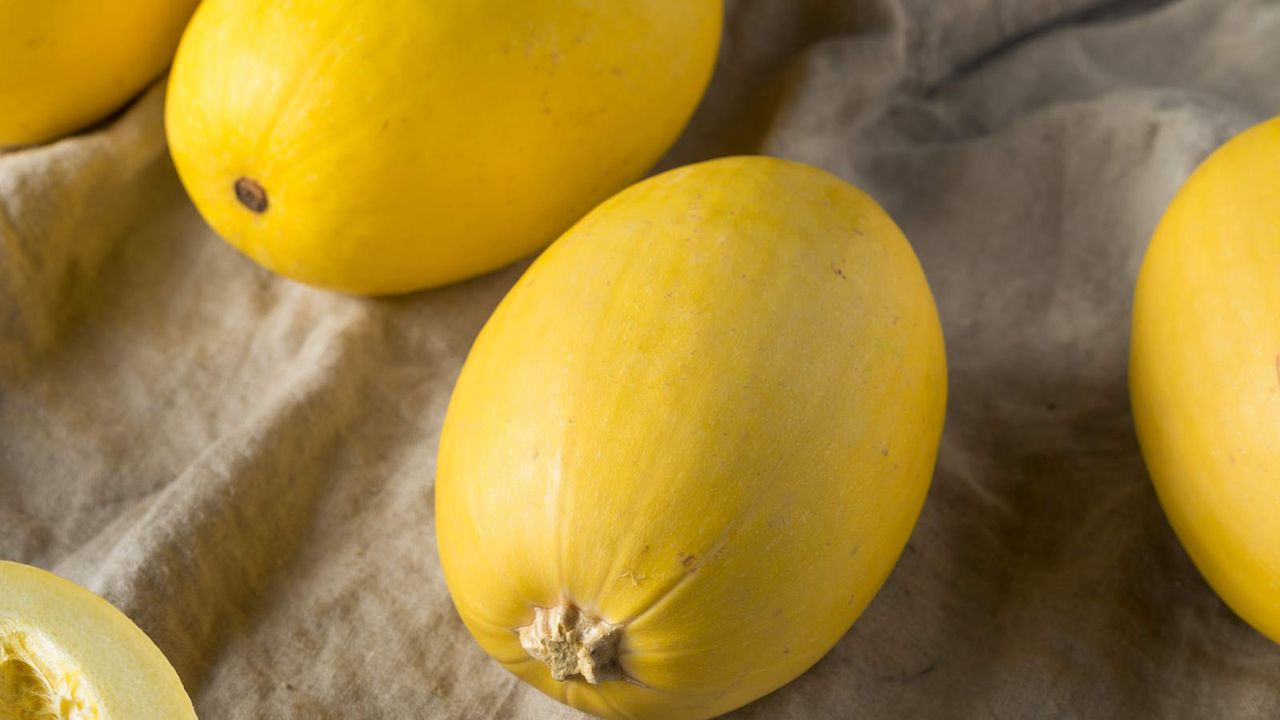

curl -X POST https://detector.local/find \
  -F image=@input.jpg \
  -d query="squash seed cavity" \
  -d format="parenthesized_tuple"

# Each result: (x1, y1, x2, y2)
(0, 619, 102, 720)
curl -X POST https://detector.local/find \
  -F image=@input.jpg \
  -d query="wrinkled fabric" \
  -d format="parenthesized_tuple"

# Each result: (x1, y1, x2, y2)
(3, 1, 1279, 717)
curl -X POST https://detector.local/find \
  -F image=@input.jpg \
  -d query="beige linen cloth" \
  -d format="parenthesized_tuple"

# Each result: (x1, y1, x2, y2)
(3, 0, 1279, 717)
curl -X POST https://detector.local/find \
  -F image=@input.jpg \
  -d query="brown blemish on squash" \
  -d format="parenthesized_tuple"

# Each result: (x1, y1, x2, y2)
(234, 177, 268, 213)
(831, 262, 847, 279)
(678, 552, 696, 569)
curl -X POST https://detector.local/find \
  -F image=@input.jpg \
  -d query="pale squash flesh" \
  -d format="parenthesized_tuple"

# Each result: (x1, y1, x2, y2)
(0, 561, 196, 719)
(436, 156, 947, 719)
(1131, 117, 1280, 643)
(0, 1, 197, 146)
(165, 0, 722, 294)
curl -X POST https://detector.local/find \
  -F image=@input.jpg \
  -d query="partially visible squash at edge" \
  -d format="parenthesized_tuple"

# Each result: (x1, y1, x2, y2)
(0, 561, 196, 719)
(165, 0, 722, 294)
(1131, 117, 1280, 643)
(436, 156, 947, 719)
(0, 1, 197, 146)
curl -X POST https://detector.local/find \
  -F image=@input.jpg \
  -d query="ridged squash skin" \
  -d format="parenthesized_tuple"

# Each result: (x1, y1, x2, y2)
(0, 1, 197, 146)
(436, 156, 947, 719)
(0, 561, 196, 719)
(165, 0, 722, 295)
(1131, 117, 1280, 643)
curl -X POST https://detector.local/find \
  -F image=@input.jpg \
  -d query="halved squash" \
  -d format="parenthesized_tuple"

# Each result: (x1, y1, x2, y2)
(0, 561, 196, 719)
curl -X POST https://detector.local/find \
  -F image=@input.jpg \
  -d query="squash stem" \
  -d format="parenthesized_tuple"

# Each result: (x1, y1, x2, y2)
(517, 605, 623, 684)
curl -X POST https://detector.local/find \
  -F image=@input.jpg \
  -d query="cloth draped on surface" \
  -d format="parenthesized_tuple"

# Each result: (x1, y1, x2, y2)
(2, 0, 1279, 717)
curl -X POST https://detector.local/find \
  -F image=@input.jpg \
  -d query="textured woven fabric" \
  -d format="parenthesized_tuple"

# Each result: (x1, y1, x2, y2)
(3, 1, 1279, 717)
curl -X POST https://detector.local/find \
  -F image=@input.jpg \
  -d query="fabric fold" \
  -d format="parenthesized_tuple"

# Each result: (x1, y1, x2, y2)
(0, 82, 170, 376)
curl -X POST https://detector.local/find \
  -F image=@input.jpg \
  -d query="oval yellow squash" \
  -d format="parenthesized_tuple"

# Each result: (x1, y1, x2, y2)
(1131, 117, 1280, 643)
(0, 1, 197, 147)
(165, 0, 722, 295)
(0, 561, 196, 719)
(436, 156, 948, 719)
